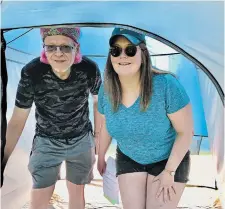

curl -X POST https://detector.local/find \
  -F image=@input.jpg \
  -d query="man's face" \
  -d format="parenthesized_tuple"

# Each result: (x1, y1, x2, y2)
(44, 35, 77, 73)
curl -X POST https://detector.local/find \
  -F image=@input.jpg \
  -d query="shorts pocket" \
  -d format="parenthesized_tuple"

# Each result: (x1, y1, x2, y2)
(31, 135, 39, 152)
(28, 150, 42, 173)
(28, 136, 53, 172)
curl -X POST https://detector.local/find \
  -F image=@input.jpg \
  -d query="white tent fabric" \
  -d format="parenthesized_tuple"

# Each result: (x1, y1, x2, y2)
(1, 1, 224, 208)
(198, 69, 225, 202)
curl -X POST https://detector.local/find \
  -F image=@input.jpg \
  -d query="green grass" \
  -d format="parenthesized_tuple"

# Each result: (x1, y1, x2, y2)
(199, 151, 211, 156)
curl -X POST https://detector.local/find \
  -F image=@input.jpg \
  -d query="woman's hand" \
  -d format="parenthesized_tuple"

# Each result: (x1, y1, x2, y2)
(97, 155, 106, 176)
(153, 170, 176, 203)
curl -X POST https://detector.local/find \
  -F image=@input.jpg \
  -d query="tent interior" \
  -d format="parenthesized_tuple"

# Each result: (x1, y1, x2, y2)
(1, 1, 224, 209)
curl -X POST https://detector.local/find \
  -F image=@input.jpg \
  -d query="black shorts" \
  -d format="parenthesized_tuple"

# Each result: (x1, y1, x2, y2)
(116, 147, 191, 183)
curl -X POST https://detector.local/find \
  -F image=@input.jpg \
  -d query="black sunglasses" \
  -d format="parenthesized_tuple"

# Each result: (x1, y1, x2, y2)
(44, 45, 75, 53)
(110, 45, 137, 57)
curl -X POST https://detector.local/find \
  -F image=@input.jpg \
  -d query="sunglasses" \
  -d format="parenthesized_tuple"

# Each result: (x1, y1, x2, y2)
(44, 45, 75, 53)
(110, 45, 137, 57)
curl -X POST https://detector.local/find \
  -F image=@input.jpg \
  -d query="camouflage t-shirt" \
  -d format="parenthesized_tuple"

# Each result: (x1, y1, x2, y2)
(15, 56, 102, 139)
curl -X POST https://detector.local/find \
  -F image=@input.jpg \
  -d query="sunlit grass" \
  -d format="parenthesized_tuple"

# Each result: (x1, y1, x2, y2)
(199, 151, 211, 156)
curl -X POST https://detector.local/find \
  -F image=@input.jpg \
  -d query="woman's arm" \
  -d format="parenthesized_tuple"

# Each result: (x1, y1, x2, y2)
(97, 114, 112, 175)
(165, 103, 193, 173)
(98, 114, 112, 159)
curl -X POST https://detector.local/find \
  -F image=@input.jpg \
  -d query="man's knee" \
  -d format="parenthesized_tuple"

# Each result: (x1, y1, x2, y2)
(30, 186, 55, 209)
(66, 180, 85, 193)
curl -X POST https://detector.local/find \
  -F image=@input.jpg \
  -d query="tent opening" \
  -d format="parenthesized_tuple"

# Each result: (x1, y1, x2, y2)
(1, 24, 224, 209)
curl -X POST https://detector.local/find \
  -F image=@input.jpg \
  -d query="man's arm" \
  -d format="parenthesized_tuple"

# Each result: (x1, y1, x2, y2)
(2, 107, 31, 166)
(86, 58, 102, 153)
(92, 94, 102, 154)
(2, 63, 34, 187)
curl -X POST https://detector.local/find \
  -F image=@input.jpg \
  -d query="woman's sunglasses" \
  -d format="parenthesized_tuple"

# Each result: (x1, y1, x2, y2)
(44, 45, 75, 53)
(110, 45, 137, 57)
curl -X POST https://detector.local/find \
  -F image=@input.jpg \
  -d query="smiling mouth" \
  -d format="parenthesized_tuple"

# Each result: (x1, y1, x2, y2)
(55, 60, 66, 63)
(119, 63, 131, 66)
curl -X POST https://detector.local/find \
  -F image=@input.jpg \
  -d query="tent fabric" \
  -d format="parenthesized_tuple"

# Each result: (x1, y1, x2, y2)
(1, 31, 7, 187)
(197, 69, 225, 204)
(1, 1, 224, 93)
(152, 54, 208, 136)
(1, 1, 224, 207)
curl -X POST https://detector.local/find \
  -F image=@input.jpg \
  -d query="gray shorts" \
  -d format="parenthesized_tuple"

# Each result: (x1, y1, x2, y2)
(28, 132, 95, 189)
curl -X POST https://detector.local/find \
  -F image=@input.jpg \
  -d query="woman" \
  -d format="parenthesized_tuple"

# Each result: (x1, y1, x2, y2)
(97, 28, 193, 209)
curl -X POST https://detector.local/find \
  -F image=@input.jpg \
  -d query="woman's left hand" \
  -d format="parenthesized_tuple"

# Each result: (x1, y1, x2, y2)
(153, 170, 176, 203)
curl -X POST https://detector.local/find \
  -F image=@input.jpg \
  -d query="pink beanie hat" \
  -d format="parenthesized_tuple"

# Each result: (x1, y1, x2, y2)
(40, 27, 82, 64)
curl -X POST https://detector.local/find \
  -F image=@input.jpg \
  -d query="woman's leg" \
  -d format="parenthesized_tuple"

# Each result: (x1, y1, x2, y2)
(118, 172, 148, 209)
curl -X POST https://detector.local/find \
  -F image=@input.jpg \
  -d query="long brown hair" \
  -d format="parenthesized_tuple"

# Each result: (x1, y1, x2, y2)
(104, 41, 168, 112)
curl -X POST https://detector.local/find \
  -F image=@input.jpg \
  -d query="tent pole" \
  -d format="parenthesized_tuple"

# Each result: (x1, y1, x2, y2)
(1, 29, 8, 187)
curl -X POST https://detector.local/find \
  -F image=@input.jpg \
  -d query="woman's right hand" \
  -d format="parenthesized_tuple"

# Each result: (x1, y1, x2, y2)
(97, 155, 106, 176)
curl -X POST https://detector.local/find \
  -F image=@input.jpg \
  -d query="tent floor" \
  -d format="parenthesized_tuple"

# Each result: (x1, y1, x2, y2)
(20, 155, 221, 209)
(21, 181, 221, 209)
(1, 148, 222, 209)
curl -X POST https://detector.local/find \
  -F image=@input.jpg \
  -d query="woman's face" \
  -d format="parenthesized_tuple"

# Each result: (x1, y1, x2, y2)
(44, 35, 77, 73)
(110, 36, 142, 77)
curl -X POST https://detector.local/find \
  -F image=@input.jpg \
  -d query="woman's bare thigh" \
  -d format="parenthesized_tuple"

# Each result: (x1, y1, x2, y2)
(118, 172, 148, 209)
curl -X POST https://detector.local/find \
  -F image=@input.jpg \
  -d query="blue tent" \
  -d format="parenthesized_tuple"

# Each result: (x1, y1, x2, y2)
(1, 1, 224, 208)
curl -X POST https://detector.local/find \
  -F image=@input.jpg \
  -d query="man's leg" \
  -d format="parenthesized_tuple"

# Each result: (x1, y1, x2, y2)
(66, 181, 85, 209)
(30, 185, 55, 209)
(66, 132, 96, 209)
(29, 159, 61, 209)
(28, 136, 64, 209)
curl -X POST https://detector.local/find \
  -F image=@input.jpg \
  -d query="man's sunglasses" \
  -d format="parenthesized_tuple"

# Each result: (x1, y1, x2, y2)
(110, 45, 137, 57)
(44, 45, 75, 53)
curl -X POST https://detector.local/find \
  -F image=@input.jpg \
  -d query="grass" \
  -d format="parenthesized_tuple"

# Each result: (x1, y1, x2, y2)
(199, 151, 212, 155)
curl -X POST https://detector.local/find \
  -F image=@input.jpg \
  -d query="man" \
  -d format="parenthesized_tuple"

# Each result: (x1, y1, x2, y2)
(2, 27, 102, 209)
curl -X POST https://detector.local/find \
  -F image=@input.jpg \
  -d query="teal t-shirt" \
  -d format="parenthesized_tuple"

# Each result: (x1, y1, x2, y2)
(98, 74, 190, 164)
